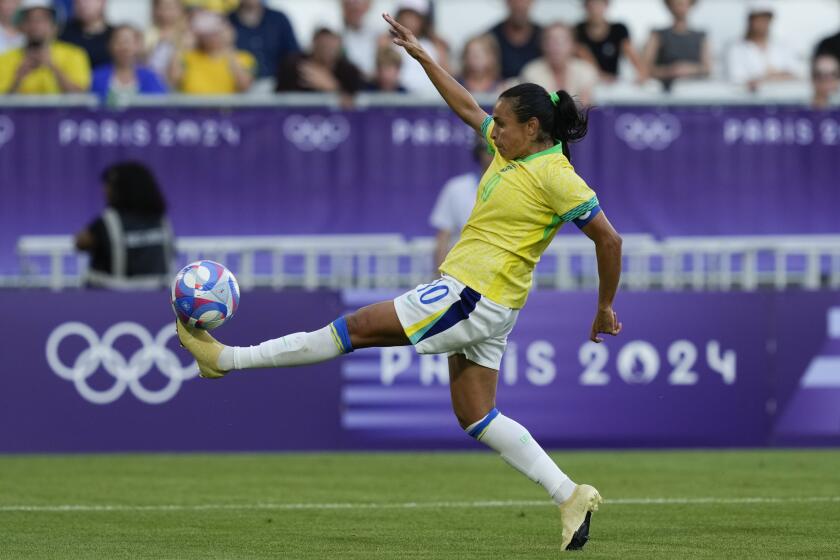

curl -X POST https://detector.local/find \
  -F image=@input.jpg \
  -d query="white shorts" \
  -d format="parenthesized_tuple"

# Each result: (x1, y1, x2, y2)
(393, 275, 519, 370)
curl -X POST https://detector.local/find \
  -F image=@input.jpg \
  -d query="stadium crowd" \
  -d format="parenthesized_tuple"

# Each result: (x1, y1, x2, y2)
(0, 0, 838, 106)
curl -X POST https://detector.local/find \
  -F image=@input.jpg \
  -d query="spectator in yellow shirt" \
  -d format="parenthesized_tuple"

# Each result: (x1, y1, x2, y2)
(0, 2, 90, 94)
(168, 10, 254, 94)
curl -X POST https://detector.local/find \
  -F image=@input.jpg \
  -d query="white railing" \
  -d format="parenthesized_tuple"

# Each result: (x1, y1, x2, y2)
(11, 234, 840, 292)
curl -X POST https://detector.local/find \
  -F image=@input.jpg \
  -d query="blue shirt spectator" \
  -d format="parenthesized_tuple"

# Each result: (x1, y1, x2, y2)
(487, 0, 542, 79)
(229, 0, 299, 79)
(90, 25, 166, 104)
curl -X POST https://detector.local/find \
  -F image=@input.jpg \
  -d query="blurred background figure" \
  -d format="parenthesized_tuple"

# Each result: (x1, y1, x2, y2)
(383, 0, 449, 95)
(429, 137, 493, 269)
(0, 0, 89, 94)
(59, 0, 112, 68)
(575, 0, 647, 83)
(487, 0, 541, 80)
(75, 161, 174, 290)
(365, 45, 405, 92)
(341, 0, 378, 79)
(0, 0, 23, 54)
(811, 53, 840, 109)
(229, 0, 299, 89)
(726, 1, 799, 92)
(520, 22, 599, 106)
(814, 22, 840, 62)
(458, 34, 502, 94)
(169, 10, 254, 94)
(276, 26, 362, 96)
(182, 0, 237, 14)
(91, 24, 166, 105)
(145, 0, 193, 84)
(643, 0, 711, 91)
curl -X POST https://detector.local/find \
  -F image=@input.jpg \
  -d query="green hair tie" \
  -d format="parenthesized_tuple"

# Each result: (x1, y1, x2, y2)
(549, 92, 560, 106)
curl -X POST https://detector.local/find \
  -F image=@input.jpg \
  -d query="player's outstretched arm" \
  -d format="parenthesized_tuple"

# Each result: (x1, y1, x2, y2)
(383, 12, 487, 133)
(581, 212, 623, 343)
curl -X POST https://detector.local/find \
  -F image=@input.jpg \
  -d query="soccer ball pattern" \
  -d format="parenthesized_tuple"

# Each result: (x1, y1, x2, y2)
(171, 260, 240, 330)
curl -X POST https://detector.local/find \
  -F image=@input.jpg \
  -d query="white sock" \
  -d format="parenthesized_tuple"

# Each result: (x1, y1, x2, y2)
(466, 409, 576, 505)
(217, 318, 352, 371)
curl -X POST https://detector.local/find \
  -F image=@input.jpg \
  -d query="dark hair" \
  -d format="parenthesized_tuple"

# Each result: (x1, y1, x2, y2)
(101, 162, 167, 217)
(498, 83, 588, 160)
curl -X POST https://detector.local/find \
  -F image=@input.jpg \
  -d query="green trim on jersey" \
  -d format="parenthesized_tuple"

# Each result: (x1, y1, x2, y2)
(542, 213, 562, 240)
(559, 196, 600, 223)
(518, 142, 564, 162)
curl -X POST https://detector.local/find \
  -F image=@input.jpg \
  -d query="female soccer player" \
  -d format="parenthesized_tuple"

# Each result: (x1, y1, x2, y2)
(177, 13, 623, 552)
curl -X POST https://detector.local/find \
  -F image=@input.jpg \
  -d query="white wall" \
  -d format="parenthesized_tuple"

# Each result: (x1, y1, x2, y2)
(108, 0, 840, 67)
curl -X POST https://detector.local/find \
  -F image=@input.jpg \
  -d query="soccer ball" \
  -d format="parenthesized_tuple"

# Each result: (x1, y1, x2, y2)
(171, 260, 240, 330)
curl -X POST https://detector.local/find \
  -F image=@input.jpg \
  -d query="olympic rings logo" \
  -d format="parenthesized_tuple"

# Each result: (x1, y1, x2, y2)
(0, 116, 14, 149)
(614, 113, 682, 151)
(283, 114, 350, 152)
(45, 322, 197, 405)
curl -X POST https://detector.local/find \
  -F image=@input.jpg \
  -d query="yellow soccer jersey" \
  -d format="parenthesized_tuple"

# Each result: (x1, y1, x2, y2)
(440, 116, 599, 309)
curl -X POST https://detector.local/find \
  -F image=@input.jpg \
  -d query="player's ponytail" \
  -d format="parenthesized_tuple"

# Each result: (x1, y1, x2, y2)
(498, 84, 589, 161)
(550, 90, 588, 161)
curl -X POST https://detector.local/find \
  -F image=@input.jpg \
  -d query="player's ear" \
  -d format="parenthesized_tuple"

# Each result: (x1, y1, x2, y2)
(527, 116, 540, 138)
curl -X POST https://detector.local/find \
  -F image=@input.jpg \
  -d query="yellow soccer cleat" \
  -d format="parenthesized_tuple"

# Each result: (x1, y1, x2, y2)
(559, 484, 603, 551)
(176, 320, 228, 379)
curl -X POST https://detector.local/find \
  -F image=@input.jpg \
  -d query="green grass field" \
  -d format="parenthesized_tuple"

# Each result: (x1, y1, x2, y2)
(1, 450, 839, 559)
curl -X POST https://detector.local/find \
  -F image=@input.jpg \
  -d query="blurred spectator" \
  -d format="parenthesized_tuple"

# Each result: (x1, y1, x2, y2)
(276, 26, 362, 95)
(145, 0, 193, 83)
(459, 34, 502, 94)
(381, 0, 449, 95)
(230, 0, 299, 81)
(430, 137, 493, 269)
(0, 0, 23, 54)
(59, 0, 113, 68)
(182, 0, 237, 14)
(575, 0, 646, 83)
(811, 53, 840, 109)
(487, 0, 542, 80)
(169, 10, 254, 94)
(0, 0, 90, 94)
(726, 1, 799, 92)
(91, 25, 166, 105)
(815, 28, 840, 63)
(365, 45, 405, 92)
(520, 22, 598, 106)
(75, 162, 174, 290)
(341, 0, 378, 78)
(642, 0, 711, 91)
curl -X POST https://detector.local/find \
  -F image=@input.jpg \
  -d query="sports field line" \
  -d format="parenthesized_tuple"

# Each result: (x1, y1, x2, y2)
(2, 496, 839, 513)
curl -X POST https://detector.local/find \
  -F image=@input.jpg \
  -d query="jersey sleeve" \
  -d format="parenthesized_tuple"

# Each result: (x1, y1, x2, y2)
(480, 115, 497, 154)
(544, 169, 601, 229)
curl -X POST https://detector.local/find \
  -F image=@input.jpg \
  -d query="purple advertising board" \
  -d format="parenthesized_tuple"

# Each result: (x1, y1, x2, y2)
(2, 289, 838, 452)
(2, 106, 840, 273)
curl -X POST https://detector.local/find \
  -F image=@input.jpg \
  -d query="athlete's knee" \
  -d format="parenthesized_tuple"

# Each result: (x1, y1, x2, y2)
(452, 403, 494, 430)
(344, 309, 371, 340)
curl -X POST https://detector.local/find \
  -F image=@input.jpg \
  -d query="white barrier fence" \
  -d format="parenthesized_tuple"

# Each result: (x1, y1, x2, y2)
(12, 234, 840, 292)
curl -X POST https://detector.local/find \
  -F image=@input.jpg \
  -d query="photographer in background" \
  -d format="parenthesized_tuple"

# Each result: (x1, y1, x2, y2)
(75, 162, 174, 290)
(0, 0, 90, 94)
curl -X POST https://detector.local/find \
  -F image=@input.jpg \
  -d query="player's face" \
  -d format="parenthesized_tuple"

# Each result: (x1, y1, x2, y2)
(491, 98, 537, 160)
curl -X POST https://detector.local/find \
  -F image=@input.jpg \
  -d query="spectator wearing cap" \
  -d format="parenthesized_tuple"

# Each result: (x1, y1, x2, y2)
(486, 0, 542, 80)
(642, 0, 711, 91)
(0, 0, 23, 54)
(145, 0, 193, 83)
(91, 25, 166, 105)
(169, 10, 255, 94)
(276, 26, 363, 96)
(812, 53, 840, 109)
(341, 0, 379, 79)
(520, 22, 599, 106)
(229, 0, 299, 82)
(365, 45, 405, 92)
(380, 0, 449, 95)
(0, 0, 90, 94)
(59, 0, 113, 68)
(726, 1, 799, 92)
(459, 34, 502, 94)
(575, 0, 647, 83)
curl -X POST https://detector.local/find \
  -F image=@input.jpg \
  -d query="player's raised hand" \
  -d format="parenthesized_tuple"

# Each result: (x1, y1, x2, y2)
(382, 12, 426, 60)
(590, 307, 622, 343)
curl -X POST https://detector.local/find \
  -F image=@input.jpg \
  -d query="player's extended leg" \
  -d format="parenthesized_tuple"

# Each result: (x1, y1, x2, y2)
(449, 354, 602, 551)
(176, 301, 408, 378)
